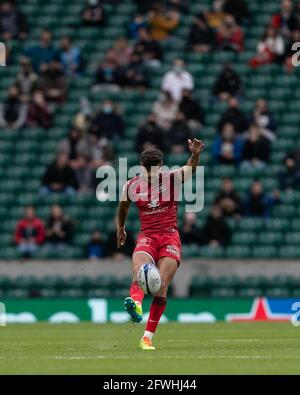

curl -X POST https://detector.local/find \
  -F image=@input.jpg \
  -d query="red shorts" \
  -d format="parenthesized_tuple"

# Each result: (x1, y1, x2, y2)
(133, 231, 182, 264)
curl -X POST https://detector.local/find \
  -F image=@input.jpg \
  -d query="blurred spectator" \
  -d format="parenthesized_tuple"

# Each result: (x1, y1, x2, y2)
(129, 13, 146, 40)
(15, 58, 38, 102)
(38, 60, 67, 104)
(57, 128, 84, 165)
(90, 99, 124, 140)
(134, 28, 162, 67)
(271, 0, 298, 38)
(81, 0, 105, 27)
(180, 212, 200, 244)
(136, 113, 165, 152)
(0, 85, 27, 128)
(162, 59, 194, 102)
(179, 89, 204, 131)
(46, 205, 74, 245)
(212, 123, 244, 165)
(74, 155, 95, 194)
(27, 89, 53, 128)
(93, 49, 123, 91)
(206, 0, 226, 29)
(223, 0, 250, 25)
(105, 229, 135, 260)
(0, 0, 28, 41)
(168, 112, 191, 153)
(213, 63, 242, 100)
(218, 97, 247, 134)
(200, 205, 231, 247)
(250, 99, 276, 139)
(72, 96, 93, 133)
(122, 52, 148, 90)
(82, 133, 113, 168)
(241, 125, 271, 168)
(278, 147, 300, 190)
(244, 181, 280, 218)
(216, 14, 244, 52)
(152, 90, 178, 130)
(249, 27, 284, 68)
(112, 37, 133, 66)
(24, 29, 57, 73)
(148, 4, 180, 41)
(14, 206, 45, 258)
(86, 230, 105, 260)
(188, 12, 215, 53)
(57, 36, 84, 77)
(41, 153, 78, 196)
(214, 177, 242, 217)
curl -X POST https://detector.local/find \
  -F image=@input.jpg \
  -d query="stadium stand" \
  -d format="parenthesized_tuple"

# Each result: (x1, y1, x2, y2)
(0, 0, 300, 270)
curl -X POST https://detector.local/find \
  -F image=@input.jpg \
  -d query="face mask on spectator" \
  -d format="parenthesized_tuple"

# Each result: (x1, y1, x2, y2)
(88, 0, 98, 6)
(103, 105, 113, 114)
(174, 66, 183, 74)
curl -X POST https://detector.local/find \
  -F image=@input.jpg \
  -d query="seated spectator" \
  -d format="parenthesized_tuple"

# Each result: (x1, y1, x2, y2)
(249, 27, 284, 68)
(216, 14, 244, 52)
(74, 155, 95, 194)
(38, 60, 67, 104)
(105, 229, 135, 261)
(168, 112, 191, 153)
(136, 113, 166, 152)
(162, 59, 194, 102)
(241, 125, 271, 169)
(214, 177, 242, 217)
(200, 205, 231, 247)
(90, 99, 124, 140)
(128, 13, 147, 40)
(213, 63, 242, 100)
(180, 212, 200, 244)
(46, 205, 74, 245)
(134, 28, 162, 67)
(179, 89, 204, 131)
(57, 127, 84, 165)
(86, 230, 105, 260)
(57, 36, 84, 77)
(0, 0, 28, 41)
(244, 181, 280, 218)
(206, 0, 226, 29)
(24, 29, 57, 73)
(148, 4, 180, 41)
(0, 85, 27, 128)
(15, 58, 38, 102)
(212, 123, 244, 165)
(223, 0, 250, 26)
(250, 99, 276, 139)
(27, 90, 53, 128)
(278, 147, 300, 190)
(92, 49, 123, 92)
(271, 0, 298, 38)
(284, 29, 300, 71)
(14, 206, 45, 258)
(81, 0, 105, 27)
(122, 52, 148, 90)
(72, 96, 93, 133)
(188, 12, 215, 53)
(152, 90, 178, 130)
(112, 37, 133, 66)
(41, 153, 78, 196)
(83, 132, 113, 168)
(218, 97, 247, 134)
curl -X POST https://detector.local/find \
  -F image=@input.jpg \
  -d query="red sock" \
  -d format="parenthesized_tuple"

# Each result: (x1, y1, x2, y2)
(130, 281, 144, 304)
(145, 296, 167, 333)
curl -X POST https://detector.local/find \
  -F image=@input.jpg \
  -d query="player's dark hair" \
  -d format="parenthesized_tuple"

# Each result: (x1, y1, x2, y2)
(140, 148, 163, 171)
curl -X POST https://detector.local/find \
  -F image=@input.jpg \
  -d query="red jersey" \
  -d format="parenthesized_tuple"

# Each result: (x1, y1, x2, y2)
(124, 171, 180, 234)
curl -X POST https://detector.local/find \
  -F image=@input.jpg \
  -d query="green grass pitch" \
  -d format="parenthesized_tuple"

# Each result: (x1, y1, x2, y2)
(0, 322, 299, 374)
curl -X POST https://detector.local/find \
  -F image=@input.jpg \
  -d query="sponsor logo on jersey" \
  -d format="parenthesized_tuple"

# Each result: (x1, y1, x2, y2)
(147, 199, 159, 208)
(166, 245, 180, 257)
(137, 237, 151, 247)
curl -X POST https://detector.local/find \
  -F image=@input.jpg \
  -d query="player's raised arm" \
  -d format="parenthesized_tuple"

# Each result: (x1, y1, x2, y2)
(117, 183, 131, 248)
(176, 138, 205, 183)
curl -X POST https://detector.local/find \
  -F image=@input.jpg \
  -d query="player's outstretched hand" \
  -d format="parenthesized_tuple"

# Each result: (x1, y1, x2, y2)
(117, 227, 127, 248)
(188, 138, 205, 155)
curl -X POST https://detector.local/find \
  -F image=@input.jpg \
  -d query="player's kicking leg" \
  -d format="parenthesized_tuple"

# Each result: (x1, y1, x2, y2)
(140, 257, 178, 351)
(124, 252, 152, 324)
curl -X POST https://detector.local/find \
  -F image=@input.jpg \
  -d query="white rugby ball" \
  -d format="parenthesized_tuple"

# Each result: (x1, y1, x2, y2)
(137, 263, 161, 295)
